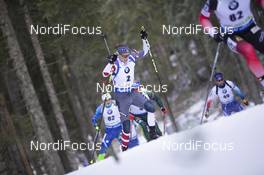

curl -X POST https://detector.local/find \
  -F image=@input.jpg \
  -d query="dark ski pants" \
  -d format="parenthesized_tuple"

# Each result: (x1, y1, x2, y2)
(114, 91, 155, 148)
(134, 113, 162, 141)
(114, 91, 155, 122)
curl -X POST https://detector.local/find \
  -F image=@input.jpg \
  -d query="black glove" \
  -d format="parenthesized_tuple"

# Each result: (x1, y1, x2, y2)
(205, 110, 209, 118)
(107, 54, 117, 64)
(242, 99, 249, 106)
(213, 32, 227, 43)
(140, 30, 148, 40)
(160, 107, 167, 115)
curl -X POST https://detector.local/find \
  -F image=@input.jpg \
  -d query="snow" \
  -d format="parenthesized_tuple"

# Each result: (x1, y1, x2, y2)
(164, 100, 221, 132)
(67, 104, 264, 175)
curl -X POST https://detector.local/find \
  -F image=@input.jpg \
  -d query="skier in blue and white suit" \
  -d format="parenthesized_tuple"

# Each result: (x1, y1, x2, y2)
(205, 72, 249, 117)
(91, 93, 122, 160)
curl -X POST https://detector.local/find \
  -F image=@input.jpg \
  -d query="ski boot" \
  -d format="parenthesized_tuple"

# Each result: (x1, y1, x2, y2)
(97, 153, 105, 161)
(136, 119, 151, 141)
(121, 145, 128, 152)
(149, 126, 159, 140)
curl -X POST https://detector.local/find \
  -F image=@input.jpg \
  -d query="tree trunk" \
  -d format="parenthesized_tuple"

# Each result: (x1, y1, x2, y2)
(59, 49, 94, 161)
(4, 66, 45, 175)
(61, 48, 95, 137)
(0, 94, 33, 175)
(20, 1, 78, 170)
(5, 69, 26, 117)
(0, 0, 64, 174)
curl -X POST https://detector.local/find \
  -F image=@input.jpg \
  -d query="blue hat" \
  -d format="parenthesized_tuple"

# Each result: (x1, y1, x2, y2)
(117, 45, 130, 55)
(214, 72, 224, 81)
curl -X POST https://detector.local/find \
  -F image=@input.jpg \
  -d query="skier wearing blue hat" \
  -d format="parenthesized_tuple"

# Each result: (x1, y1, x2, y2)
(102, 30, 159, 151)
(205, 72, 249, 117)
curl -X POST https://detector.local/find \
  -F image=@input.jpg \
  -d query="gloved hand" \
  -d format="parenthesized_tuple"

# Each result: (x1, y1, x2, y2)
(107, 54, 117, 64)
(242, 99, 249, 106)
(205, 110, 210, 118)
(213, 32, 227, 43)
(110, 65, 116, 73)
(160, 107, 167, 115)
(95, 125, 100, 131)
(140, 30, 148, 40)
(92, 118, 97, 127)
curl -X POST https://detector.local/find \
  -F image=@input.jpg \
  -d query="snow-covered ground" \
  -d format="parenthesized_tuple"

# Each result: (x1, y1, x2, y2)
(164, 100, 221, 133)
(67, 104, 264, 175)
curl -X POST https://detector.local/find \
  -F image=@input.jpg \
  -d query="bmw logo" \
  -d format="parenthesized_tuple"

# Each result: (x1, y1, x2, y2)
(124, 67, 130, 73)
(107, 109, 113, 115)
(229, 0, 239, 10)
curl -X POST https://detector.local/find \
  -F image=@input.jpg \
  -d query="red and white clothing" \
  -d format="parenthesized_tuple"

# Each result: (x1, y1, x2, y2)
(199, 0, 264, 87)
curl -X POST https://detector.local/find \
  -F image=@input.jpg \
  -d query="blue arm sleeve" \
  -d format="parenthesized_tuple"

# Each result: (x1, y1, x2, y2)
(131, 40, 149, 60)
(92, 104, 103, 122)
(137, 50, 145, 58)
(131, 50, 145, 60)
(233, 85, 245, 99)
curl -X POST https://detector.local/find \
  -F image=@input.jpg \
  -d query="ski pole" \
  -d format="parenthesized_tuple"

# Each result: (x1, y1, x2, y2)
(102, 34, 111, 55)
(200, 43, 221, 124)
(91, 34, 120, 164)
(90, 34, 117, 164)
(141, 26, 178, 132)
(162, 113, 166, 135)
(101, 33, 120, 163)
(90, 100, 106, 164)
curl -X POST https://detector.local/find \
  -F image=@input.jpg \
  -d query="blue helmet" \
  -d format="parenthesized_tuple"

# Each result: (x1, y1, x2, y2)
(117, 45, 130, 55)
(214, 72, 224, 81)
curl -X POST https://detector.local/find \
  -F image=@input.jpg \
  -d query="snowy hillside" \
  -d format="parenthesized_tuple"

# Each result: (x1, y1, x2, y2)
(67, 104, 264, 175)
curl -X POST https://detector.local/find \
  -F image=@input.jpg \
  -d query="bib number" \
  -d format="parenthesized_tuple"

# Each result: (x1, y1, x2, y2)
(126, 75, 131, 82)
(223, 94, 230, 99)
(108, 116, 115, 121)
(229, 11, 243, 22)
